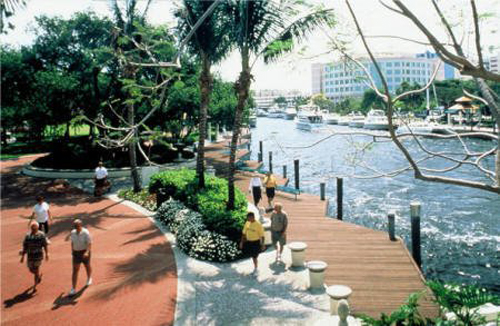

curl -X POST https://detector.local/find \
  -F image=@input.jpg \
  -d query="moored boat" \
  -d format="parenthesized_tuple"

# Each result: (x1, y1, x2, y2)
(363, 109, 389, 130)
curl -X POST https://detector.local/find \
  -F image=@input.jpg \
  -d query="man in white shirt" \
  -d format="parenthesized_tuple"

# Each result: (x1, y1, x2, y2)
(30, 196, 53, 234)
(94, 161, 109, 196)
(69, 219, 92, 296)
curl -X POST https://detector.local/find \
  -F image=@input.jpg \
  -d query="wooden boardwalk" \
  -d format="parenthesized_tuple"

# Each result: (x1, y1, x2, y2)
(205, 141, 439, 318)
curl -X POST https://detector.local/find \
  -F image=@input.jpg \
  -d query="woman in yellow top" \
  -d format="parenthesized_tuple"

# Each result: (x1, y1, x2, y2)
(263, 171, 278, 208)
(240, 212, 265, 274)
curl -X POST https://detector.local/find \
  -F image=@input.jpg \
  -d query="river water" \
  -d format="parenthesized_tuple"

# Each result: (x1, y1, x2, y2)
(249, 117, 499, 294)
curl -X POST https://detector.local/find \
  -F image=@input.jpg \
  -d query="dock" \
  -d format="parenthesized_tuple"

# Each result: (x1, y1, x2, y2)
(205, 140, 439, 318)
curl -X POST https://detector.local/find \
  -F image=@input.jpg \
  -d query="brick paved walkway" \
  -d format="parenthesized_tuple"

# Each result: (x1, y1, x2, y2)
(1, 156, 176, 326)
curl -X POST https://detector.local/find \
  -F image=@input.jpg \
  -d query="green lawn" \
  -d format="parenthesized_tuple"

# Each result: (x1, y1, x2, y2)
(44, 124, 95, 137)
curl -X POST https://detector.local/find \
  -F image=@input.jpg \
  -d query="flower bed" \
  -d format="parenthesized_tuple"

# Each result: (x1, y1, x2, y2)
(156, 199, 241, 262)
(149, 168, 248, 241)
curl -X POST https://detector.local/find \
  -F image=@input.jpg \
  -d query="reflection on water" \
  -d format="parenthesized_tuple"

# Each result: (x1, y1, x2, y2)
(250, 118, 500, 293)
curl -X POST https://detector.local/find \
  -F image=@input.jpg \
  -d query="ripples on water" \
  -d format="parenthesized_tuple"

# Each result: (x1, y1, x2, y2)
(250, 118, 500, 294)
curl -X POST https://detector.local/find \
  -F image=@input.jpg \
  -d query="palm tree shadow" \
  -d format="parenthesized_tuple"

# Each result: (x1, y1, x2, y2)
(51, 287, 87, 310)
(3, 287, 37, 308)
(92, 242, 176, 300)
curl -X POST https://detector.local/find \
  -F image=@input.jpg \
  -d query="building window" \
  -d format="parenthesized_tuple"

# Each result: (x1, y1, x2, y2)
(387, 70, 393, 75)
(386, 62, 392, 67)
(394, 62, 400, 67)
(395, 77, 401, 82)
(388, 77, 393, 82)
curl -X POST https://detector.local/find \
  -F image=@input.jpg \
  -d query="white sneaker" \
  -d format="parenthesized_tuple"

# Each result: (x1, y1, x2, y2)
(68, 288, 76, 296)
(86, 278, 93, 286)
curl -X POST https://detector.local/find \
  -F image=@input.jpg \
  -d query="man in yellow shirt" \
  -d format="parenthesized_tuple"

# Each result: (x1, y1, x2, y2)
(263, 172, 278, 209)
(240, 212, 265, 274)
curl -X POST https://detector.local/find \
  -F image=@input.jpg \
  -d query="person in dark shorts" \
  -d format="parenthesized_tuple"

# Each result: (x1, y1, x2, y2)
(248, 173, 263, 206)
(29, 195, 53, 235)
(270, 203, 288, 262)
(263, 171, 278, 209)
(20, 221, 49, 290)
(240, 212, 265, 275)
(69, 219, 92, 296)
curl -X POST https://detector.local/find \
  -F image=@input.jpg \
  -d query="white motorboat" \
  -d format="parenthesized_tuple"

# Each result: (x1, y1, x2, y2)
(268, 107, 286, 118)
(295, 105, 324, 131)
(285, 107, 297, 120)
(256, 108, 268, 117)
(396, 121, 453, 136)
(338, 116, 351, 126)
(348, 115, 365, 128)
(363, 109, 390, 130)
(323, 112, 341, 125)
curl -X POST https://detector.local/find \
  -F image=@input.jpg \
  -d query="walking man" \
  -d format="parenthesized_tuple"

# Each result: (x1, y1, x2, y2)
(270, 203, 288, 262)
(240, 212, 265, 275)
(29, 195, 53, 235)
(69, 219, 92, 296)
(20, 221, 49, 290)
(94, 161, 109, 196)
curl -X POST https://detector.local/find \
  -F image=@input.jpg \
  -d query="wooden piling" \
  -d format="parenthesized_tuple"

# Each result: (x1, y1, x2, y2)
(388, 212, 396, 241)
(320, 182, 326, 201)
(294, 159, 300, 190)
(410, 201, 422, 269)
(283, 165, 287, 179)
(269, 151, 273, 173)
(258, 141, 263, 162)
(337, 177, 343, 220)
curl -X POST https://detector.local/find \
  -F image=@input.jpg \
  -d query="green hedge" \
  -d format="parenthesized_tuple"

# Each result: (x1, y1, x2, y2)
(149, 169, 248, 241)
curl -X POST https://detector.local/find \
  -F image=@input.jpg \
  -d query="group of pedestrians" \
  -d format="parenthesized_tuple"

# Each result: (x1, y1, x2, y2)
(240, 202, 288, 274)
(248, 171, 278, 209)
(21, 197, 93, 295)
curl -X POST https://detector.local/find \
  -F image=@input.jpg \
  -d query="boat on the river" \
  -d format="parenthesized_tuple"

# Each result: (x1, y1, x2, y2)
(268, 107, 286, 118)
(363, 109, 390, 130)
(256, 108, 268, 117)
(323, 111, 341, 124)
(348, 113, 365, 128)
(295, 105, 323, 131)
(285, 106, 297, 120)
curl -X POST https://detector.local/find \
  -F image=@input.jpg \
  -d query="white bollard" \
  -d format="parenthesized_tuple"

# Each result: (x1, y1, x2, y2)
(261, 218, 272, 246)
(288, 242, 307, 267)
(326, 285, 353, 315)
(307, 260, 328, 289)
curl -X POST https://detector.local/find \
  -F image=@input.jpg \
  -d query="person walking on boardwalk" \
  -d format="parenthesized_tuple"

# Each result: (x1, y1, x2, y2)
(29, 195, 53, 235)
(248, 173, 263, 207)
(240, 212, 265, 274)
(69, 219, 92, 296)
(270, 203, 288, 262)
(263, 171, 278, 209)
(20, 221, 49, 290)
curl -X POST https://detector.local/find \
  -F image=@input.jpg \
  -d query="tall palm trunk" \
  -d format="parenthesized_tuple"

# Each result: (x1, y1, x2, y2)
(227, 50, 251, 210)
(196, 53, 212, 188)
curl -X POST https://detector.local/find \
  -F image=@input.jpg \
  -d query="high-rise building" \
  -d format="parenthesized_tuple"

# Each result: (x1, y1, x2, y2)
(252, 89, 305, 109)
(312, 52, 458, 103)
(485, 52, 500, 74)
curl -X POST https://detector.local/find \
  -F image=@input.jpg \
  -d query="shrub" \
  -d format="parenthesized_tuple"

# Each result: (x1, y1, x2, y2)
(155, 199, 241, 262)
(149, 169, 248, 241)
(118, 188, 156, 211)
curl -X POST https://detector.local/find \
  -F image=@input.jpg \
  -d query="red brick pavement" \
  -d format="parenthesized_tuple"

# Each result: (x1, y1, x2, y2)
(1, 156, 177, 326)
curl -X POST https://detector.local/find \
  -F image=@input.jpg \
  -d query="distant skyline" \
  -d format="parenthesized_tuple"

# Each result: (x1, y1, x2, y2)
(2, 0, 498, 93)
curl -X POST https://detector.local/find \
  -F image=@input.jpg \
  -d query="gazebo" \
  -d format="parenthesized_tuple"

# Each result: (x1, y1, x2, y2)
(445, 96, 479, 126)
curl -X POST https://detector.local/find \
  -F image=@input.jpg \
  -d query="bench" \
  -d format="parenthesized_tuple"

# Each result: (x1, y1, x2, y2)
(276, 185, 301, 200)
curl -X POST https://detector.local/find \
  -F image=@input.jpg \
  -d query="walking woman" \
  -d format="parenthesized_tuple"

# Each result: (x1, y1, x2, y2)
(263, 171, 278, 208)
(30, 196, 53, 235)
(248, 173, 263, 207)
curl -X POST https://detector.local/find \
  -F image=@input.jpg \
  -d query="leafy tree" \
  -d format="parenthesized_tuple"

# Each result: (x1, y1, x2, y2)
(395, 81, 425, 112)
(274, 96, 287, 108)
(312, 93, 334, 112)
(225, 0, 335, 209)
(292, 95, 310, 106)
(360, 88, 385, 113)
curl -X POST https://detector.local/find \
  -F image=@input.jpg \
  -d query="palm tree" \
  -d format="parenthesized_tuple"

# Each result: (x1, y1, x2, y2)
(225, 0, 335, 209)
(0, 0, 26, 33)
(176, 0, 232, 188)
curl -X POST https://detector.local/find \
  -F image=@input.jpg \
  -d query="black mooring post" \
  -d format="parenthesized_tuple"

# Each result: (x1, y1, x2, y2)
(410, 201, 422, 269)
(337, 177, 343, 220)
(294, 159, 300, 190)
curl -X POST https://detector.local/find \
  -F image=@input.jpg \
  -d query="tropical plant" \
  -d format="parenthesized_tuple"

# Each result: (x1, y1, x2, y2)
(0, 0, 26, 32)
(176, 0, 232, 189)
(224, 0, 336, 209)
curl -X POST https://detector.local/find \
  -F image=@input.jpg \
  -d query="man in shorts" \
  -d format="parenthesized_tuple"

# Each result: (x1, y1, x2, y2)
(20, 221, 49, 290)
(69, 219, 92, 296)
(240, 212, 265, 275)
(270, 203, 288, 262)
